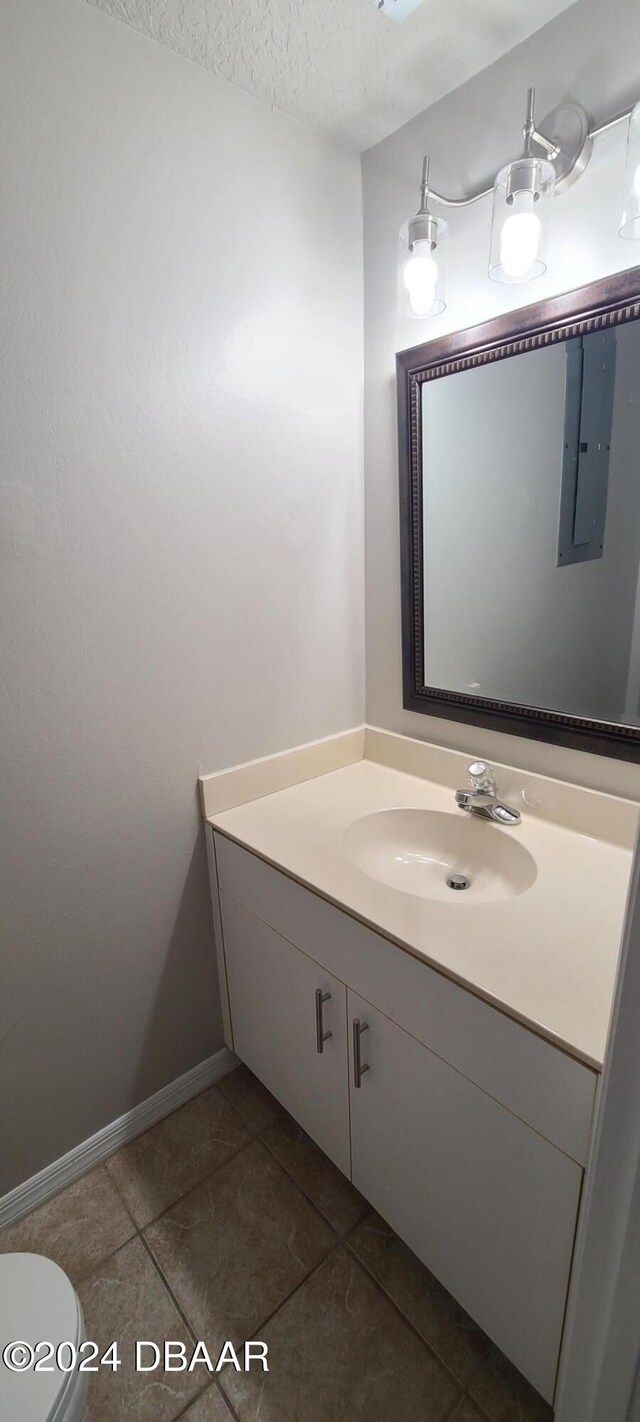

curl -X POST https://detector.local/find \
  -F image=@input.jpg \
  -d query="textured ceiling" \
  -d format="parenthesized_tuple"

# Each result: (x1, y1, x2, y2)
(87, 0, 576, 151)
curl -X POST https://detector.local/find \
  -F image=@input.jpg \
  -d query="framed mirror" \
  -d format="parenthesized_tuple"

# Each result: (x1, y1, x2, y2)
(397, 267, 640, 761)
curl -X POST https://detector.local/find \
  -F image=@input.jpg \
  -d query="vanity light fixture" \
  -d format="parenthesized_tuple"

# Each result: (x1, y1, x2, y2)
(620, 102, 640, 239)
(399, 87, 640, 308)
(488, 90, 556, 283)
(398, 156, 448, 319)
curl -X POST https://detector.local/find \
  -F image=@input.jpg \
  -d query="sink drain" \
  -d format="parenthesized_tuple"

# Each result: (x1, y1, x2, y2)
(447, 873, 469, 891)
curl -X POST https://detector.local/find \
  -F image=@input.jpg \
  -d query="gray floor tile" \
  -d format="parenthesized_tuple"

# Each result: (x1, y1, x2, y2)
(217, 1065, 281, 1136)
(5, 1083, 551, 1422)
(449, 1401, 488, 1422)
(221, 1245, 461, 1422)
(107, 1087, 249, 1227)
(178, 1383, 236, 1419)
(470, 1345, 553, 1421)
(348, 1210, 491, 1387)
(0, 1165, 135, 1284)
(145, 1139, 334, 1352)
(77, 1237, 201, 1422)
(263, 1112, 367, 1235)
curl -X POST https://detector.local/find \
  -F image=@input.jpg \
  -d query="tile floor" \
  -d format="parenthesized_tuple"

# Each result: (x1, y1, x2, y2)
(0, 1065, 554, 1421)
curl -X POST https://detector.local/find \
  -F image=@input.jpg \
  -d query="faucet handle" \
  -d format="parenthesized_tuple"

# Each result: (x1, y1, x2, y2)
(468, 761, 496, 794)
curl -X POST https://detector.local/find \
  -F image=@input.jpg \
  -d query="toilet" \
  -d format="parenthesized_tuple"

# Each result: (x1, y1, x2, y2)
(0, 1254, 88, 1421)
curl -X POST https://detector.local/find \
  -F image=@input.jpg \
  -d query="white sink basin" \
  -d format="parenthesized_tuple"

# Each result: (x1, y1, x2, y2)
(343, 808, 537, 903)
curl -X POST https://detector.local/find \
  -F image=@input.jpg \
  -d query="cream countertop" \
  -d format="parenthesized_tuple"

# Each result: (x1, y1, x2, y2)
(207, 757, 634, 1070)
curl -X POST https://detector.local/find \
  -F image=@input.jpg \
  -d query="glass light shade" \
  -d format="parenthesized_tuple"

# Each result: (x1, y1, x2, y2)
(398, 216, 448, 319)
(488, 157, 555, 284)
(620, 103, 640, 239)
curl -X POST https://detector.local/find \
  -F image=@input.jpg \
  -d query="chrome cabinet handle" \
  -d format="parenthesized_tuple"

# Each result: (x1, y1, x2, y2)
(315, 989, 332, 1054)
(352, 1018, 369, 1088)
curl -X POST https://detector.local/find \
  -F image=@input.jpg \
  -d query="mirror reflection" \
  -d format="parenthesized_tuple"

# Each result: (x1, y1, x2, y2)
(421, 323, 640, 726)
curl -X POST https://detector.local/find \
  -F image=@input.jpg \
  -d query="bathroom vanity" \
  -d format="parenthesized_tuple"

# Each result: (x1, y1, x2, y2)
(201, 729, 636, 1406)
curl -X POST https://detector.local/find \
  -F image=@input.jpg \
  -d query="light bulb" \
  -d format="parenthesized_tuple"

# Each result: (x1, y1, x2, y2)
(499, 190, 541, 279)
(403, 239, 438, 315)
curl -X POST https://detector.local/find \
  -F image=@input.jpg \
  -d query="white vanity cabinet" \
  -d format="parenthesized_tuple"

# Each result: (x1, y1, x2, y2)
(347, 990, 582, 1399)
(219, 891, 351, 1176)
(209, 827, 598, 1405)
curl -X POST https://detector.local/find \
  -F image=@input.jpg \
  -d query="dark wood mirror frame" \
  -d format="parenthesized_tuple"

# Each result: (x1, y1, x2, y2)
(397, 265, 640, 763)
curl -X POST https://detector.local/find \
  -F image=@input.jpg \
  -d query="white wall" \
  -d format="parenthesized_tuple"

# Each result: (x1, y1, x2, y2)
(0, 0, 364, 1193)
(362, 0, 640, 797)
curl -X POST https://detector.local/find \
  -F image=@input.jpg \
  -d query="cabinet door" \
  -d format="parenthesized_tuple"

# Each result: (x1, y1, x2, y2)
(348, 992, 582, 1403)
(220, 891, 350, 1175)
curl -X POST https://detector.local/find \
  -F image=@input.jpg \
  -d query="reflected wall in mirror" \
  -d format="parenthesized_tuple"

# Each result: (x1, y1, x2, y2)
(397, 268, 640, 760)
(422, 326, 640, 723)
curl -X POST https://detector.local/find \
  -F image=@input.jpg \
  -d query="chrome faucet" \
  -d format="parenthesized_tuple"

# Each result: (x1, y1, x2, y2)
(455, 761, 521, 826)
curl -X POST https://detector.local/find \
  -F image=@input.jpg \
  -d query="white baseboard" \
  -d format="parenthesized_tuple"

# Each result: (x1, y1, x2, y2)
(0, 1045, 238, 1231)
